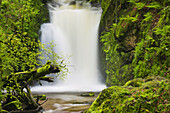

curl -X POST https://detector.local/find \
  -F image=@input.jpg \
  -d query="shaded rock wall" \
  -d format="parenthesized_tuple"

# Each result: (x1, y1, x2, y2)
(90, 0, 169, 86)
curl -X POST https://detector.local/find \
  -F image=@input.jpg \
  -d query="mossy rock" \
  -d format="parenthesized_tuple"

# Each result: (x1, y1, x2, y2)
(85, 86, 131, 113)
(124, 78, 143, 87)
(85, 76, 170, 113)
(106, 64, 133, 86)
(80, 92, 95, 97)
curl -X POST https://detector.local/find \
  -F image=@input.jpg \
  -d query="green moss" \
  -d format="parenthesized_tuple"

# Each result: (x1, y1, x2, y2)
(99, 0, 169, 86)
(106, 64, 133, 86)
(85, 76, 170, 113)
(124, 78, 143, 87)
(99, 0, 137, 86)
(80, 92, 95, 97)
(86, 86, 131, 113)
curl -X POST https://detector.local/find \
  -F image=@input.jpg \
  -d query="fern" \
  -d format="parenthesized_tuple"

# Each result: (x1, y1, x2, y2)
(146, 2, 161, 9)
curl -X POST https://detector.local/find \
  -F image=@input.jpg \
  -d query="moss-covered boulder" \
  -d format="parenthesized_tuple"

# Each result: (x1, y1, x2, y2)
(85, 76, 170, 113)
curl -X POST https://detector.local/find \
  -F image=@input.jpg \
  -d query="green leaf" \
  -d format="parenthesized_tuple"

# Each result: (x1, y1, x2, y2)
(147, 2, 161, 9)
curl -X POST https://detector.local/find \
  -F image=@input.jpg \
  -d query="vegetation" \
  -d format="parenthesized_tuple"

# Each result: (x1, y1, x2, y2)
(0, 0, 66, 112)
(85, 76, 170, 113)
(0, 0, 169, 112)
(0, 0, 49, 75)
(85, 0, 169, 112)
(1, 62, 60, 112)
(90, 0, 169, 86)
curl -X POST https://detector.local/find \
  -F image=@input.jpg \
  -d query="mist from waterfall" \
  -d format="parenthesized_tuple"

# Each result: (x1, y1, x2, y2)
(31, 0, 106, 92)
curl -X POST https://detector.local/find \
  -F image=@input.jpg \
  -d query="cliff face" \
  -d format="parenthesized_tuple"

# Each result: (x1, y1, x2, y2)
(99, 0, 137, 86)
(91, 0, 169, 86)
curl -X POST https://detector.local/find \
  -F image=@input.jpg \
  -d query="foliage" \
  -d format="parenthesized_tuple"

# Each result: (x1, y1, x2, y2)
(0, 0, 49, 75)
(85, 76, 170, 113)
(90, 0, 169, 85)
(0, 77, 1, 111)
(0, 0, 67, 112)
(1, 61, 60, 112)
(132, 1, 170, 78)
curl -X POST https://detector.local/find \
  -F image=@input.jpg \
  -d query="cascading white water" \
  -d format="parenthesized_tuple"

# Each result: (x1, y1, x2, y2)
(31, 0, 106, 92)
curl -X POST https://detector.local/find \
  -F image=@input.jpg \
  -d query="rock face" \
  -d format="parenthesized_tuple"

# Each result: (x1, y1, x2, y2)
(95, 0, 169, 86)
(97, 0, 136, 86)
(85, 76, 170, 113)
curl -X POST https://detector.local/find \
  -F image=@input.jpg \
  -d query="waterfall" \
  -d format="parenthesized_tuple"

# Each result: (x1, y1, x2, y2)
(31, 0, 106, 92)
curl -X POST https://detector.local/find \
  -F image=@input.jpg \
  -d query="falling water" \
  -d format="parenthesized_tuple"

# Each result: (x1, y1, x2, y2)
(31, 0, 106, 92)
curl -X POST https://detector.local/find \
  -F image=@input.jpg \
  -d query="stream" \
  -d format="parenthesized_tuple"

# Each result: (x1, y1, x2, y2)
(33, 92, 99, 113)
